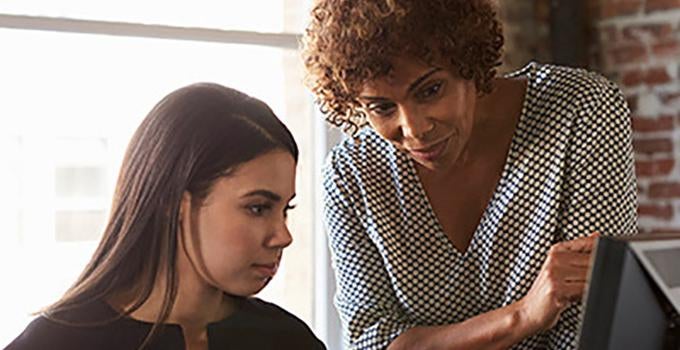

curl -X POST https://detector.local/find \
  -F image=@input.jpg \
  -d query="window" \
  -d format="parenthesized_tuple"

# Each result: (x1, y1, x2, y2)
(0, 0, 304, 33)
(0, 2, 343, 347)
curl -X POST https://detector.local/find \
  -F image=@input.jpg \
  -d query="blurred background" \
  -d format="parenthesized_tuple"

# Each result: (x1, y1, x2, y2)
(495, 0, 680, 235)
(0, 1, 678, 349)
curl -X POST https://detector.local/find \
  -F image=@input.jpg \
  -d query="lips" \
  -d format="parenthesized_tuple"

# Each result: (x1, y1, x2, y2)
(252, 261, 279, 278)
(408, 136, 450, 162)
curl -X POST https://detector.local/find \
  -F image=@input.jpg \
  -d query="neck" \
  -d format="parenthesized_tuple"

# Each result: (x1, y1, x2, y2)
(110, 252, 238, 329)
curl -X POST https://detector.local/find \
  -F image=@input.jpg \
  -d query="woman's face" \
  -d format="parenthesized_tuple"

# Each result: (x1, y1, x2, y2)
(181, 150, 296, 296)
(357, 56, 478, 171)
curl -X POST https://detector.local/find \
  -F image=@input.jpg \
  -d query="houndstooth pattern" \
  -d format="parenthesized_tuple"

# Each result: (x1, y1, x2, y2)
(322, 63, 638, 350)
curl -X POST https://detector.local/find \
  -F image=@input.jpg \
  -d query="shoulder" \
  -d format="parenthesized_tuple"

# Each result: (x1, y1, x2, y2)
(4, 314, 100, 350)
(5, 316, 60, 349)
(323, 127, 397, 180)
(514, 62, 618, 93)
(4, 301, 140, 350)
(322, 127, 405, 204)
(513, 62, 625, 113)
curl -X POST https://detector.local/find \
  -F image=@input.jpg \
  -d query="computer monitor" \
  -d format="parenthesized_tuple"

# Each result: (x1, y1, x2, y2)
(578, 233, 680, 350)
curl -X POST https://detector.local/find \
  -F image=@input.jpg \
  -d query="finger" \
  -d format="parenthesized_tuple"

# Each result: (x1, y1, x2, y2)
(554, 235, 598, 253)
(549, 250, 593, 268)
(564, 251, 592, 268)
(549, 263, 590, 283)
(564, 273, 589, 284)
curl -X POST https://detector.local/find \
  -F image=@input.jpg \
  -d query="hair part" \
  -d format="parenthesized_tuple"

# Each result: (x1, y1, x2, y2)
(302, 0, 504, 134)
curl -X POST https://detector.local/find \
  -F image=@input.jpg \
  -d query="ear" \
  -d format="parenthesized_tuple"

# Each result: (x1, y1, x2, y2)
(179, 191, 193, 238)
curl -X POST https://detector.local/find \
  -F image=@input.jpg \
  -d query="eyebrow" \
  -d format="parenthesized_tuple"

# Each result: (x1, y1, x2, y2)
(406, 68, 442, 93)
(359, 67, 442, 101)
(242, 190, 296, 202)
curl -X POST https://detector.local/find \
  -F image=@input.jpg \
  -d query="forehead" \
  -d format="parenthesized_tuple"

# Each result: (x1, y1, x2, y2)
(211, 151, 296, 197)
(359, 56, 441, 96)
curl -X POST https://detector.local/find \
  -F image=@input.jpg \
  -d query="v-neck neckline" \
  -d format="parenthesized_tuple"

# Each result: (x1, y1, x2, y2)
(406, 63, 536, 256)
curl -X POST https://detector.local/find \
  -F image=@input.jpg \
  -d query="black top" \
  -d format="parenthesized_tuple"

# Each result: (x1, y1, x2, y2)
(5, 298, 326, 350)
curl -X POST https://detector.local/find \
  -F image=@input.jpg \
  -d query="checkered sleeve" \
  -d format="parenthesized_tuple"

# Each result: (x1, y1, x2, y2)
(549, 75, 638, 349)
(322, 148, 415, 350)
(558, 75, 638, 240)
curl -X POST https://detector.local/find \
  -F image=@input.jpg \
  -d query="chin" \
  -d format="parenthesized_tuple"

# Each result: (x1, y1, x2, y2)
(414, 157, 446, 171)
(249, 277, 272, 295)
(221, 280, 270, 297)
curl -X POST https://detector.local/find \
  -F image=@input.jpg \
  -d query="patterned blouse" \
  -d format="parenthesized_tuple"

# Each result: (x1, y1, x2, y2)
(322, 63, 638, 349)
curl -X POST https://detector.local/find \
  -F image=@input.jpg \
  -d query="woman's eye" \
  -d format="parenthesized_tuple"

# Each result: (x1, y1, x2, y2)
(367, 102, 396, 117)
(247, 204, 271, 216)
(417, 82, 443, 100)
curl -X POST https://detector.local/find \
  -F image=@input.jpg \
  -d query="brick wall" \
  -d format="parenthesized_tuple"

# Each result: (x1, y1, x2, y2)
(498, 0, 680, 233)
(497, 0, 551, 73)
(592, 0, 680, 233)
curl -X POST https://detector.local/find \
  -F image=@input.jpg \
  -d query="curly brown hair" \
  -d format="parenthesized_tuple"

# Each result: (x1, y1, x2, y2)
(301, 0, 504, 133)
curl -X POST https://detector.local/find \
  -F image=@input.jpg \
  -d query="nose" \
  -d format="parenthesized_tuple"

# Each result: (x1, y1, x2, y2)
(267, 220, 293, 249)
(399, 106, 434, 140)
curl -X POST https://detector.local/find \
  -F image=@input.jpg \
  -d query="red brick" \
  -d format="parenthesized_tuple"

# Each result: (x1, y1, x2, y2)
(607, 44, 648, 64)
(633, 138, 674, 154)
(622, 23, 674, 41)
(620, 67, 671, 87)
(635, 159, 675, 176)
(645, 67, 672, 85)
(638, 203, 674, 220)
(645, 0, 680, 12)
(622, 69, 644, 86)
(631, 115, 675, 132)
(649, 182, 680, 198)
(601, 0, 643, 18)
(652, 40, 680, 58)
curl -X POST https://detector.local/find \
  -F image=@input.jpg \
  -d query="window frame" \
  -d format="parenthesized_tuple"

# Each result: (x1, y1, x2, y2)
(0, 11, 343, 349)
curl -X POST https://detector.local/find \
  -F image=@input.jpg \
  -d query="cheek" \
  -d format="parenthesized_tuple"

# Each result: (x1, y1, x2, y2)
(201, 225, 255, 269)
(367, 117, 401, 143)
(197, 219, 260, 281)
(443, 104, 475, 134)
(443, 83, 477, 128)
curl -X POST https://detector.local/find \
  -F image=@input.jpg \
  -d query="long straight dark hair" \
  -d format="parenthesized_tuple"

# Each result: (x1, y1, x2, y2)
(43, 83, 298, 345)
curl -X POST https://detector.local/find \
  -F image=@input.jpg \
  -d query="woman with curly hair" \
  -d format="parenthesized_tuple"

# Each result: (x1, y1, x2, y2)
(302, 0, 637, 349)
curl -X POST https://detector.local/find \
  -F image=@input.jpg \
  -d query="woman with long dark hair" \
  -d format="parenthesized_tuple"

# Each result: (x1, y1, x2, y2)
(6, 83, 325, 350)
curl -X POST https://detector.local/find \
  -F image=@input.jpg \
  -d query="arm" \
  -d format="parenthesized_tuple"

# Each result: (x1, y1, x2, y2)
(323, 150, 415, 349)
(548, 76, 638, 347)
(558, 77, 638, 241)
(323, 148, 569, 350)
(389, 234, 597, 350)
(387, 302, 531, 350)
